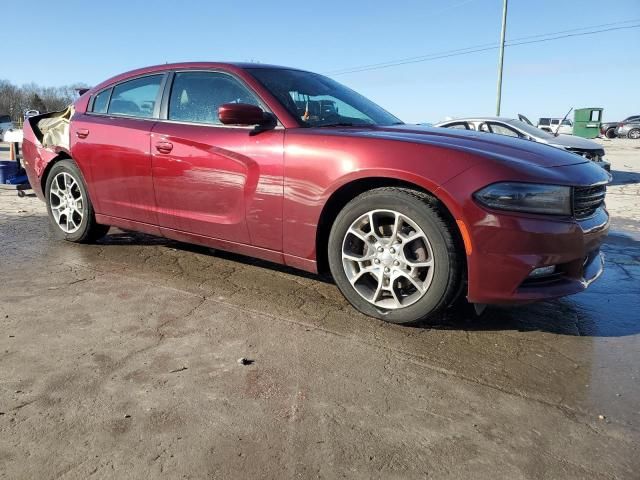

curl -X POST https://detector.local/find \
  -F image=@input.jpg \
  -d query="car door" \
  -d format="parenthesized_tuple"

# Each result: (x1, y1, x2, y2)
(150, 70, 284, 250)
(71, 74, 166, 225)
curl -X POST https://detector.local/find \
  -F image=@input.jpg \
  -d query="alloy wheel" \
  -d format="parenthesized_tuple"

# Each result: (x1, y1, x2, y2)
(341, 209, 435, 309)
(49, 172, 84, 234)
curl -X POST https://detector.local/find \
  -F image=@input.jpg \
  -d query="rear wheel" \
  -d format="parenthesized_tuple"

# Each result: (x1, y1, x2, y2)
(605, 127, 617, 139)
(628, 128, 640, 140)
(45, 160, 110, 243)
(328, 188, 463, 324)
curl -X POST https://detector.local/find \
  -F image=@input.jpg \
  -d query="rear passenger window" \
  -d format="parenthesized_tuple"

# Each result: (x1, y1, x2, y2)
(91, 88, 111, 114)
(168, 72, 260, 125)
(107, 75, 163, 118)
(445, 122, 469, 130)
(489, 123, 520, 138)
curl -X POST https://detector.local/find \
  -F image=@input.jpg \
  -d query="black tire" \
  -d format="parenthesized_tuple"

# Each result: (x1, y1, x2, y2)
(605, 127, 617, 139)
(628, 128, 640, 140)
(44, 159, 110, 243)
(328, 187, 463, 325)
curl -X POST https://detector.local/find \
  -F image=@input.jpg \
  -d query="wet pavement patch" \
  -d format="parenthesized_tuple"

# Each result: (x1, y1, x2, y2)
(0, 191, 639, 478)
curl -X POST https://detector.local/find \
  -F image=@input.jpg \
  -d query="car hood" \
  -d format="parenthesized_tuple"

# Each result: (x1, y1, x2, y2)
(311, 124, 588, 168)
(537, 134, 603, 151)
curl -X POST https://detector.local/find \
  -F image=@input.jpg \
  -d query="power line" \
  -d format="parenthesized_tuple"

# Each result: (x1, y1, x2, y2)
(327, 20, 640, 76)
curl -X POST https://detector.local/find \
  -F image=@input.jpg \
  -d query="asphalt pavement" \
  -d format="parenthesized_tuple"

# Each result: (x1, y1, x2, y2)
(0, 139, 639, 479)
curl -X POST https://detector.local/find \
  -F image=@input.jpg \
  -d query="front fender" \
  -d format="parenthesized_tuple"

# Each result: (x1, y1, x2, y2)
(282, 130, 481, 263)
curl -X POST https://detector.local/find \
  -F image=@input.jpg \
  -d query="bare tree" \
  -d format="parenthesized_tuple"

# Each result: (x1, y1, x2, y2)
(0, 79, 89, 121)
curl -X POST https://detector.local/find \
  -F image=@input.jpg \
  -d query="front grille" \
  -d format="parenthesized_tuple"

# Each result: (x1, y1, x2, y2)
(573, 185, 606, 219)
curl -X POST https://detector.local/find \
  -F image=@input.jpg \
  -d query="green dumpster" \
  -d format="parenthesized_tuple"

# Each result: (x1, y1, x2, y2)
(573, 108, 603, 139)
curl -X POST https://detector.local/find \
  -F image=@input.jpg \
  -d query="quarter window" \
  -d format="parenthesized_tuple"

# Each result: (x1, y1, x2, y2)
(91, 88, 111, 114)
(168, 72, 260, 125)
(107, 75, 163, 118)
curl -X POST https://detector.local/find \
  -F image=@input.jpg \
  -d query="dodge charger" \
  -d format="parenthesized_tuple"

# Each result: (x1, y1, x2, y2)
(22, 62, 610, 324)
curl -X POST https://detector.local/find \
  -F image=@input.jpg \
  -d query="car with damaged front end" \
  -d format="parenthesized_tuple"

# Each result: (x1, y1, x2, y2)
(21, 62, 611, 324)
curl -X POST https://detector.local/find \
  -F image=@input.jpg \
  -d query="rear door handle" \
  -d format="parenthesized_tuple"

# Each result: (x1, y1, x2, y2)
(155, 141, 173, 154)
(76, 128, 90, 139)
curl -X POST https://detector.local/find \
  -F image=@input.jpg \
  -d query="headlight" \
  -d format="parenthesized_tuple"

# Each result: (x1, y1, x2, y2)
(474, 182, 571, 215)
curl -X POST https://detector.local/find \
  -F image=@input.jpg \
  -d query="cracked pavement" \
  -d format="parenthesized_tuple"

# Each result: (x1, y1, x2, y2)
(0, 140, 639, 479)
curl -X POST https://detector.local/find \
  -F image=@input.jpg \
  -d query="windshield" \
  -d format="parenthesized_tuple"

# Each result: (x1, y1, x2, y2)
(248, 68, 403, 128)
(505, 119, 558, 139)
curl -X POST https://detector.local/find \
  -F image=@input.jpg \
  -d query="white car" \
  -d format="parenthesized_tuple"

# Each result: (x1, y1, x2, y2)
(435, 117, 610, 171)
(0, 114, 13, 140)
(536, 117, 573, 135)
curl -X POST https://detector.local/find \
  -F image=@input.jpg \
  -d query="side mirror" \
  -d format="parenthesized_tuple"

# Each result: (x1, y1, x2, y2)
(218, 103, 266, 126)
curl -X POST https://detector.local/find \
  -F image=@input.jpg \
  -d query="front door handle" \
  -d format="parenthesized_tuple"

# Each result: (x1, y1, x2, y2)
(155, 141, 173, 154)
(76, 128, 90, 139)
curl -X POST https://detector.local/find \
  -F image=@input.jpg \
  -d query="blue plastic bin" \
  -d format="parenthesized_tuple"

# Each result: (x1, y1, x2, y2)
(0, 161, 19, 184)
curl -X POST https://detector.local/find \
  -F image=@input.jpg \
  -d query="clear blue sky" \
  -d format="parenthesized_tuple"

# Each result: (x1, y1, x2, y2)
(5, 0, 639, 123)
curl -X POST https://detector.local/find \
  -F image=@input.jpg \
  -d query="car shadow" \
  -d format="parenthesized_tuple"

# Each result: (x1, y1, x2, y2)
(610, 169, 640, 186)
(98, 230, 332, 283)
(95, 229, 640, 338)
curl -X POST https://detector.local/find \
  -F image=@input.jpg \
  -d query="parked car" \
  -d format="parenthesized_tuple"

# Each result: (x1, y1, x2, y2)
(22, 62, 610, 324)
(601, 115, 640, 139)
(0, 114, 13, 139)
(614, 119, 640, 139)
(537, 117, 573, 135)
(23, 109, 40, 120)
(435, 117, 610, 171)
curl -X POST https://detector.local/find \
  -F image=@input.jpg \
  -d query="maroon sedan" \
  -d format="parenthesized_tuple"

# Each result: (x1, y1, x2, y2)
(22, 62, 610, 324)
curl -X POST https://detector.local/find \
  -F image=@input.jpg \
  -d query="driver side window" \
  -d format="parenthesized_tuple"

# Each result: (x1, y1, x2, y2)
(168, 72, 260, 125)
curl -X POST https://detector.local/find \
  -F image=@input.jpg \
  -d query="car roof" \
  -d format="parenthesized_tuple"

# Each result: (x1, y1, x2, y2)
(88, 62, 310, 96)
(118, 61, 305, 77)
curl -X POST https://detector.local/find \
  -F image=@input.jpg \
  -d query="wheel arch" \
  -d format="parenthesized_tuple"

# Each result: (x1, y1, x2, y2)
(40, 151, 73, 195)
(315, 176, 467, 279)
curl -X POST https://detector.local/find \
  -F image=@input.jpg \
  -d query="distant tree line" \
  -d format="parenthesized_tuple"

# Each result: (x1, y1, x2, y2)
(0, 79, 89, 121)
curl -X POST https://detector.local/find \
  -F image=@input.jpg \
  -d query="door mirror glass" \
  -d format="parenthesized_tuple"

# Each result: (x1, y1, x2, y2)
(218, 103, 266, 126)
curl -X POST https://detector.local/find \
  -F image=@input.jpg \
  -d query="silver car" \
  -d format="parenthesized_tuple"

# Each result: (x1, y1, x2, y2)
(435, 117, 610, 171)
(615, 121, 640, 139)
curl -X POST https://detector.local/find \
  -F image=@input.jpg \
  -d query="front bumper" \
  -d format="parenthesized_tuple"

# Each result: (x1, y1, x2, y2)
(465, 206, 609, 304)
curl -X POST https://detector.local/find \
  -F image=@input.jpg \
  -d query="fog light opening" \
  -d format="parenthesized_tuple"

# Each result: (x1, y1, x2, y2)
(528, 265, 557, 278)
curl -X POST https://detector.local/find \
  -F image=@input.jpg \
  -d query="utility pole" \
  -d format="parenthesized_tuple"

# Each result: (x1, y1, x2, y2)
(495, 0, 508, 116)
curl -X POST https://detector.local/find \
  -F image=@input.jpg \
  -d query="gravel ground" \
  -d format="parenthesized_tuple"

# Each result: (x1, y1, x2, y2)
(0, 139, 639, 479)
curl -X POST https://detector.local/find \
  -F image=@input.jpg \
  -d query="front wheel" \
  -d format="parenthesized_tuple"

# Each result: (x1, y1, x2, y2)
(605, 127, 617, 139)
(45, 159, 110, 243)
(328, 188, 463, 324)
(628, 128, 640, 140)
